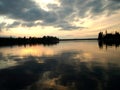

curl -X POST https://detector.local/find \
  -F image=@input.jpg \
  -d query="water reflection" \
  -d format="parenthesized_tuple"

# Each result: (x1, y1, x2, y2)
(98, 40, 120, 49)
(0, 41, 120, 90)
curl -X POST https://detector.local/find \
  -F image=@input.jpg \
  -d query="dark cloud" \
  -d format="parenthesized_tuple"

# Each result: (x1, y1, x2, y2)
(7, 21, 21, 28)
(60, 0, 120, 17)
(0, 0, 51, 22)
(0, 0, 57, 24)
(0, 0, 120, 30)
(55, 21, 85, 30)
(0, 22, 6, 30)
(107, 0, 120, 12)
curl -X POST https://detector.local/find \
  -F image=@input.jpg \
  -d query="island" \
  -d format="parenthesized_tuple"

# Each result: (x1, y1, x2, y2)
(98, 31, 120, 47)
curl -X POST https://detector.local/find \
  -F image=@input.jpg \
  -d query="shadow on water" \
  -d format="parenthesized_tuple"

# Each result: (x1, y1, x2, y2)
(0, 41, 59, 48)
(98, 40, 120, 49)
(0, 50, 120, 90)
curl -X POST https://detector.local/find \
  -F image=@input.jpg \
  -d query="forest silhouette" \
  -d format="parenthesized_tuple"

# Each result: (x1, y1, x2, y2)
(0, 36, 59, 46)
(98, 31, 120, 48)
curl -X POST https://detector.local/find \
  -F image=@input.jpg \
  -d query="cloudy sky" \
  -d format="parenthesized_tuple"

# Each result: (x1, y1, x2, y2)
(0, 0, 120, 39)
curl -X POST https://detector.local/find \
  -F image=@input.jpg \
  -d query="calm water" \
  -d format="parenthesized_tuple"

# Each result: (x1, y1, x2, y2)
(0, 41, 120, 90)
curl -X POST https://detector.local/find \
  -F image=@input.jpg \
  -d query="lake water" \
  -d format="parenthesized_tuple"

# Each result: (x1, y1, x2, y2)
(0, 40, 120, 90)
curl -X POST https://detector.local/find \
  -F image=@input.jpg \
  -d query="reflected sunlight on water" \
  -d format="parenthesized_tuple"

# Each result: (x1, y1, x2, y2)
(0, 41, 120, 90)
(0, 45, 54, 57)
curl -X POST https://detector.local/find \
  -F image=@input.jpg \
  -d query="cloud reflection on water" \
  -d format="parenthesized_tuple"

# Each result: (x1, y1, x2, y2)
(0, 41, 120, 90)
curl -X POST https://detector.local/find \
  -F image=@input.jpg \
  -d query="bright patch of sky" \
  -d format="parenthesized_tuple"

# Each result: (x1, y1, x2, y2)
(34, 0, 60, 11)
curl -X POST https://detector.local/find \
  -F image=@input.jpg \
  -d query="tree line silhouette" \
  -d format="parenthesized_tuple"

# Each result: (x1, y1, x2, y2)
(98, 31, 120, 48)
(0, 36, 59, 46)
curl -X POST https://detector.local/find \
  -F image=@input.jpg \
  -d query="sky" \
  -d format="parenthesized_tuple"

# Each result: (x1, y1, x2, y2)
(0, 0, 120, 39)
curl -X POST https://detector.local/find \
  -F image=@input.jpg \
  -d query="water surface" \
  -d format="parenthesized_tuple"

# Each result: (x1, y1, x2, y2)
(0, 41, 120, 90)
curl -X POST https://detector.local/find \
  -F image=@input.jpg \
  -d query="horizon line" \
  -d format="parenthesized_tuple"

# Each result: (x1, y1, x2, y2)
(60, 38, 98, 41)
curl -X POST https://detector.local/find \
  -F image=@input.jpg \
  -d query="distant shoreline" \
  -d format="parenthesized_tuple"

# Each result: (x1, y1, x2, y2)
(60, 38, 98, 41)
